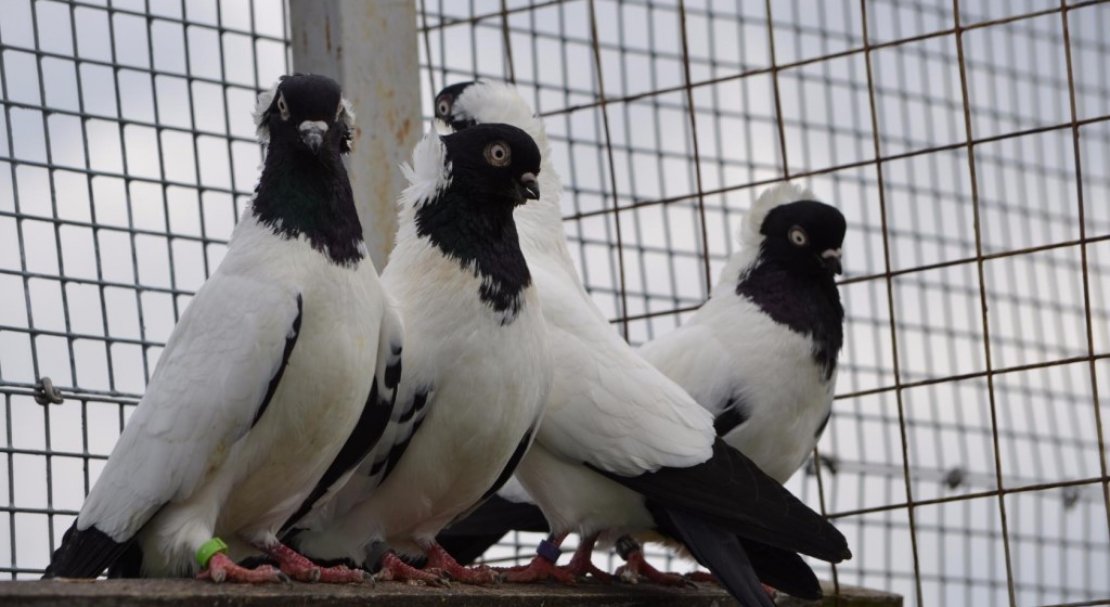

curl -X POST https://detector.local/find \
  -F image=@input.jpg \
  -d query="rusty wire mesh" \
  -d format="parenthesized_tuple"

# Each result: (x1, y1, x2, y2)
(0, 0, 291, 579)
(0, 1, 1108, 606)
(417, 1, 1110, 606)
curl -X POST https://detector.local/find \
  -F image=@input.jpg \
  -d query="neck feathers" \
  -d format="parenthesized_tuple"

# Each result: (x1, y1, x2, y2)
(415, 190, 531, 324)
(735, 257, 844, 380)
(251, 145, 365, 266)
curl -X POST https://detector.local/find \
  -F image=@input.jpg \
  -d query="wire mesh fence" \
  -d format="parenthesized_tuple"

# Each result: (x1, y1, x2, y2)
(416, 1, 1110, 605)
(0, 1, 1108, 606)
(0, 0, 291, 578)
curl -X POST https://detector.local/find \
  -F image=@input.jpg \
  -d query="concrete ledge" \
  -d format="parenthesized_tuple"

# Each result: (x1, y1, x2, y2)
(1, 579, 901, 607)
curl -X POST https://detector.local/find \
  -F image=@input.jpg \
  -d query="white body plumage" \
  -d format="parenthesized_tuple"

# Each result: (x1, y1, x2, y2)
(440, 83, 716, 540)
(640, 183, 837, 483)
(291, 131, 552, 562)
(80, 212, 386, 576)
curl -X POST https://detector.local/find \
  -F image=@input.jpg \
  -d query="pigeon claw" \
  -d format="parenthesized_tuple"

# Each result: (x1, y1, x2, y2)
(423, 541, 501, 585)
(498, 556, 578, 585)
(615, 549, 696, 588)
(562, 549, 613, 582)
(197, 552, 288, 584)
(263, 540, 368, 584)
(375, 552, 449, 586)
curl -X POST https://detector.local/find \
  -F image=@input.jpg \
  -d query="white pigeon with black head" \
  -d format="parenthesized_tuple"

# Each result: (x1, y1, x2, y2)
(614, 182, 846, 583)
(43, 74, 402, 583)
(429, 81, 850, 607)
(286, 123, 551, 585)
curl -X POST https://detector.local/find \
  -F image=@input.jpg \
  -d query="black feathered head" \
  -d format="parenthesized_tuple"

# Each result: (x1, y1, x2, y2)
(437, 123, 542, 208)
(758, 198, 846, 277)
(254, 74, 355, 157)
(433, 81, 478, 130)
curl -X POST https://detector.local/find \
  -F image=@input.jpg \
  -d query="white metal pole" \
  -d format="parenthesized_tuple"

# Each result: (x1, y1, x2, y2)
(289, 0, 421, 270)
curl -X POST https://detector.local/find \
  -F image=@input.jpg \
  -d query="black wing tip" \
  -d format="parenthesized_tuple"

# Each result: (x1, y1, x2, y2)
(655, 505, 775, 607)
(45, 521, 132, 579)
(592, 438, 853, 563)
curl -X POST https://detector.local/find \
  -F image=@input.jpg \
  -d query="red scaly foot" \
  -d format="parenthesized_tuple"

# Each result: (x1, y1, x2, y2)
(197, 552, 288, 584)
(424, 542, 500, 584)
(375, 552, 449, 586)
(497, 535, 576, 585)
(262, 541, 369, 583)
(561, 534, 612, 582)
(498, 554, 578, 584)
(616, 548, 695, 587)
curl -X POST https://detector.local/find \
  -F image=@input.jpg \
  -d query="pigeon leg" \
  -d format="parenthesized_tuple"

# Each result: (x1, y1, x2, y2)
(257, 541, 369, 583)
(499, 533, 577, 585)
(196, 552, 288, 584)
(375, 551, 449, 585)
(614, 536, 694, 588)
(423, 541, 500, 584)
(561, 534, 612, 581)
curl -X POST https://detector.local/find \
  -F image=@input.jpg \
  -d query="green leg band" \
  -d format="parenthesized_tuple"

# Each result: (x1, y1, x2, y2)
(196, 537, 229, 569)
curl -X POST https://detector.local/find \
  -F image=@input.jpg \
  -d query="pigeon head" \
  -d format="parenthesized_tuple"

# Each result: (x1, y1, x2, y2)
(758, 200, 846, 277)
(441, 123, 542, 207)
(255, 74, 355, 157)
(433, 81, 547, 146)
(434, 81, 479, 131)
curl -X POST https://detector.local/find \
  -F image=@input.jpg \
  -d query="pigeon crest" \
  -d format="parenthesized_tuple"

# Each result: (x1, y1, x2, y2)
(400, 129, 453, 208)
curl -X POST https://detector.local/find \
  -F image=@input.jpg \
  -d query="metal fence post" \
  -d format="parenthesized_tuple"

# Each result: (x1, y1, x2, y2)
(289, 0, 421, 270)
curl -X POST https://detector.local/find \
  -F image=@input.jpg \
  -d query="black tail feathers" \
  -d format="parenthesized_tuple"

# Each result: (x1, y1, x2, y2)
(592, 438, 851, 563)
(43, 521, 133, 579)
(654, 504, 776, 607)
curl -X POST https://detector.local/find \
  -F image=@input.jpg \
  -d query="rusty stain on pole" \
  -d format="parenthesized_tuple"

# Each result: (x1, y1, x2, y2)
(289, 0, 421, 270)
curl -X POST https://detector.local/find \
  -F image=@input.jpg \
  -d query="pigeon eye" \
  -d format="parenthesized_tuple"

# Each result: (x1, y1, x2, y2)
(788, 226, 808, 247)
(436, 97, 452, 118)
(484, 141, 511, 167)
(276, 93, 290, 120)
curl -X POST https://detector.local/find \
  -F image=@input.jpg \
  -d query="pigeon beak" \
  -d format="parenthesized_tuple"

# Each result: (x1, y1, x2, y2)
(299, 120, 328, 154)
(520, 172, 540, 201)
(821, 248, 843, 275)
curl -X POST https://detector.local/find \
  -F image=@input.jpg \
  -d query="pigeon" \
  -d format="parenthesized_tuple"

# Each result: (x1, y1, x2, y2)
(437, 185, 846, 595)
(43, 74, 401, 583)
(614, 182, 846, 584)
(285, 123, 551, 585)
(429, 81, 850, 607)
